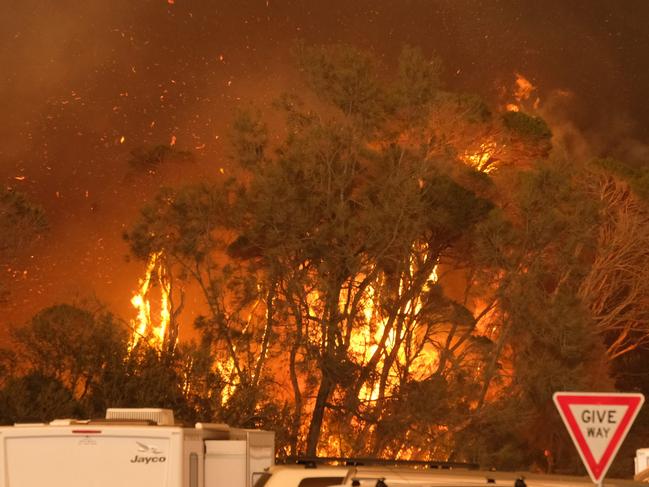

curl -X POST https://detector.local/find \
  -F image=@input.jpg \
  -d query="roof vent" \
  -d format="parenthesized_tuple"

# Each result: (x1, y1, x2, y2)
(105, 408, 175, 426)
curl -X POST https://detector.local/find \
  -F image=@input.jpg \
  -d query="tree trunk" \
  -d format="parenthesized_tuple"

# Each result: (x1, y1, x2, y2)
(305, 373, 334, 456)
(476, 318, 509, 411)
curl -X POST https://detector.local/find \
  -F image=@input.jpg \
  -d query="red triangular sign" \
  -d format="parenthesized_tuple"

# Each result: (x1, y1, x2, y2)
(554, 392, 644, 484)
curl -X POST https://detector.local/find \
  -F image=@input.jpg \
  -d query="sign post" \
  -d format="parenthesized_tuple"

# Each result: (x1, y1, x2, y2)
(553, 392, 644, 487)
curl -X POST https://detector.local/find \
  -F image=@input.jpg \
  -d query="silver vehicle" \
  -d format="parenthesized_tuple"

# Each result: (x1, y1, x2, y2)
(262, 462, 645, 487)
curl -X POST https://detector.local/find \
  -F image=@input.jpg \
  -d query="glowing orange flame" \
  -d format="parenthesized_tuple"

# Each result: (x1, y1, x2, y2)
(216, 284, 265, 405)
(514, 72, 535, 102)
(216, 357, 238, 405)
(461, 140, 498, 173)
(350, 256, 440, 405)
(310, 254, 443, 457)
(130, 251, 171, 349)
(506, 73, 540, 112)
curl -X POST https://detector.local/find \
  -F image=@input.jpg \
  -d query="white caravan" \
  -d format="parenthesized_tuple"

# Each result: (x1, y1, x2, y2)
(0, 408, 274, 487)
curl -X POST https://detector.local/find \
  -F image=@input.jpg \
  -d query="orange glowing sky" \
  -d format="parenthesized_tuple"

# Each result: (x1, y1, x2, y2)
(2, 0, 649, 341)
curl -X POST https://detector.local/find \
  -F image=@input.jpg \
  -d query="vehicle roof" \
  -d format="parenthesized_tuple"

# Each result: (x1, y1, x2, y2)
(266, 465, 644, 487)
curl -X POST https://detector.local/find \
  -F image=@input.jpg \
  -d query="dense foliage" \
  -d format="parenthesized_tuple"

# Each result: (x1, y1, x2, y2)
(3, 44, 649, 476)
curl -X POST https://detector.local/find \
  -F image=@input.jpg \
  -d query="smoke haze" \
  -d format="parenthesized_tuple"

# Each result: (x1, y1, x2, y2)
(1, 0, 648, 338)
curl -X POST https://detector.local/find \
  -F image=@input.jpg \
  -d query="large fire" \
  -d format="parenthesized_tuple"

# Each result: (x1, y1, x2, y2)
(124, 71, 536, 457)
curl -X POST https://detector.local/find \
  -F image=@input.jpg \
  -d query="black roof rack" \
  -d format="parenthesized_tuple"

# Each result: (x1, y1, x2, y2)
(281, 456, 480, 470)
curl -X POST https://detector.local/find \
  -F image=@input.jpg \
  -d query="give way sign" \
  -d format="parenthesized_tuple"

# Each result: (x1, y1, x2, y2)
(553, 392, 644, 485)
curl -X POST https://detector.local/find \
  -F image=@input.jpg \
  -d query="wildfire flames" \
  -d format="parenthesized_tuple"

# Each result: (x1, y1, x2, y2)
(460, 73, 539, 173)
(130, 250, 171, 349)
(125, 71, 535, 456)
(460, 140, 498, 173)
(351, 259, 440, 404)
(506, 72, 539, 112)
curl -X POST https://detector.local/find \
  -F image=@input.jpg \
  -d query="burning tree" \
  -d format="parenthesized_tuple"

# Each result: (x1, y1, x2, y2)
(126, 44, 511, 456)
(124, 43, 649, 469)
(126, 181, 276, 423)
